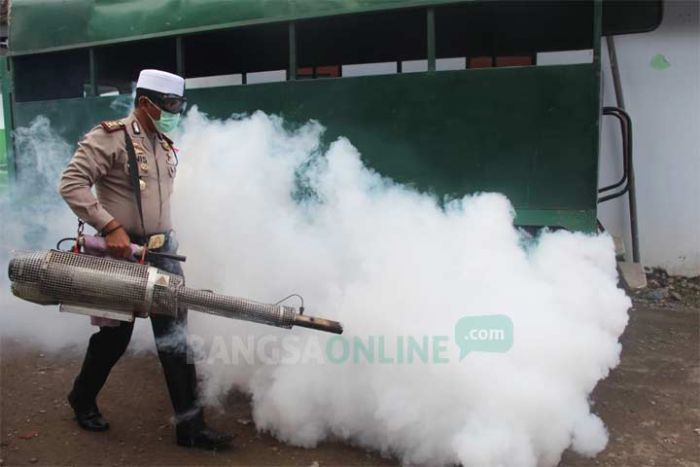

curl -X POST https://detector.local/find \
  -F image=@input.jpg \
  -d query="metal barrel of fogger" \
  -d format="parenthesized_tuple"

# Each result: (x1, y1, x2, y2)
(178, 288, 344, 334)
(7, 250, 343, 334)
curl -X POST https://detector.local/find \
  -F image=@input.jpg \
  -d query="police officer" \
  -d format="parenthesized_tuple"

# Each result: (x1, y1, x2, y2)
(59, 69, 233, 450)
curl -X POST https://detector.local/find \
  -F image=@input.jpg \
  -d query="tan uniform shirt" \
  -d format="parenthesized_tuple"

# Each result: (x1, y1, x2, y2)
(59, 113, 178, 236)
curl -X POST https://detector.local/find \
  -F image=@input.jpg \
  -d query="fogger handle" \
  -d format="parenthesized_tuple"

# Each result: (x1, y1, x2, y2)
(80, 235, 187, 262)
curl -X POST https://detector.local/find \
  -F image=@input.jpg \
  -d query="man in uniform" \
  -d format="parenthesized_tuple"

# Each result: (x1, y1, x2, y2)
(59, 69, 233, 450)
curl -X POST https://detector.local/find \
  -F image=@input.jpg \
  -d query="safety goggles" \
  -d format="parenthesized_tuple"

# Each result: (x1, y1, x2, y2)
(148, 94, 187, 114)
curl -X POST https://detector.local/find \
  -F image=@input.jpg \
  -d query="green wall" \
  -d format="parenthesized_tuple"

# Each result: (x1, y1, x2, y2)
(13, 65, 598, 231)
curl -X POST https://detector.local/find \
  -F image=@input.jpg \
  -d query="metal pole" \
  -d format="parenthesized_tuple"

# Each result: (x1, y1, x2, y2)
(592, 0, 602, 68)
(176, 36, 185, 76)
(288, 22, 297, 81)
(606, 37, 626, 109)
(3, 57, 16, 187)
(427, 8, 436, 72)
(88, 48, 97, 97)
(606, 35, 639, 262)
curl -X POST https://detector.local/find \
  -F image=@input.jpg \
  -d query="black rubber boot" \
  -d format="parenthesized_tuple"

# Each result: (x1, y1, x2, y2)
(176, 427, 235, 450)
(68, 392, 110, 432)
(175, 410, 234, 450)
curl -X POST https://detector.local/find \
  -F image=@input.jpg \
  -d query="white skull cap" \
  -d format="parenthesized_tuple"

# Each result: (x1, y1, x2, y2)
(136, 69, 185, 96)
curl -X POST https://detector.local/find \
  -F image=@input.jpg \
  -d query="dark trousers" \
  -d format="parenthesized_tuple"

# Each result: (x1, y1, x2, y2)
(69, 233, 203, 430)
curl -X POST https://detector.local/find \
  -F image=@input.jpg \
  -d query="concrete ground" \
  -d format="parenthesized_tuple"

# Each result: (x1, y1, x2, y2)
(1, 300, 698, 466)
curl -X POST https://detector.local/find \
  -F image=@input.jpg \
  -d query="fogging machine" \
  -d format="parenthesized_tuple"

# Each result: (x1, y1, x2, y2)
(7, 235, 343, 334)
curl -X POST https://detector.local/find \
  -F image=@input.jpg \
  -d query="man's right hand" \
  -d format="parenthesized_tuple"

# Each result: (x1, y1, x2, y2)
(103, 220, 132, 258)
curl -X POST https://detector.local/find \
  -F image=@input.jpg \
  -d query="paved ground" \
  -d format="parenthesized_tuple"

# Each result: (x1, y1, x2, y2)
(562, 303, 699, 467)
(1, 301, 698, 466)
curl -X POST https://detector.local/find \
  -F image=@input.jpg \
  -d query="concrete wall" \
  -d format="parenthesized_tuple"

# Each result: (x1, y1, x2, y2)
(598, 0, 699, 276)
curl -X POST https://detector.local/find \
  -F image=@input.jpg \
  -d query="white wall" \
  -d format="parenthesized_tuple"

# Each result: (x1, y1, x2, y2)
(598, 0, 699, 275)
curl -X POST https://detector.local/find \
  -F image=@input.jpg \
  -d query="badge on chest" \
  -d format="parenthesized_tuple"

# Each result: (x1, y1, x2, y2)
(131, 141, 150, 176)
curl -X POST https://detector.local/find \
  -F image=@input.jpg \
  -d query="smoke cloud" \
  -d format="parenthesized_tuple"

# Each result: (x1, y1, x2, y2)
(1, 109, 630, 466)
(173, 110, 630, 466)
(0, 117, 94, 348)
(0, 116, 152, 351)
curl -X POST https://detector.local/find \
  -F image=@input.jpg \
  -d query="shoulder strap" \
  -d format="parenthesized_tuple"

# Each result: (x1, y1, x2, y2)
(121, 128, 146, 237)
(100, 119, 125, 133)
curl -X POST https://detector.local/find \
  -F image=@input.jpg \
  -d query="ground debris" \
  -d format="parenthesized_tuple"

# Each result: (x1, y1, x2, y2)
(633, 269, 700, 308)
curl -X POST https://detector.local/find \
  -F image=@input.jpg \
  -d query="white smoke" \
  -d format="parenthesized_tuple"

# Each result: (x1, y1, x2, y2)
(171, 109, 630, 466)
(0, 117, 93, 349)
(0, 116, 153, 351)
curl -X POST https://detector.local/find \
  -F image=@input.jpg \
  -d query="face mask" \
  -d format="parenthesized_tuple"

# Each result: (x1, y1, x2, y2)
(144, 96, 182, 133)
(151, 110, 181, 134)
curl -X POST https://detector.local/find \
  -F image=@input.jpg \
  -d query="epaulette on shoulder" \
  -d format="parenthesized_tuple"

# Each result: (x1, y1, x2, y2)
(100, 119, 126, 133)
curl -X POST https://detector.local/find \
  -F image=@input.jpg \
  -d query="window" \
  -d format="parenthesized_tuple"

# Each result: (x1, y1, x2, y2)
(436, 2, 594, 58)
(14, 50, 89, 102)
(95, 38, 177, 94)
(184, 23, 288, 80)
(296, 8, 425, 79)
(12, 1, 600, 102)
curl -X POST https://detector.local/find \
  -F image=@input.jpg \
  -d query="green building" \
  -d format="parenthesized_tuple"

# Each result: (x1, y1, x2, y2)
(1, 0, 661, 230)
